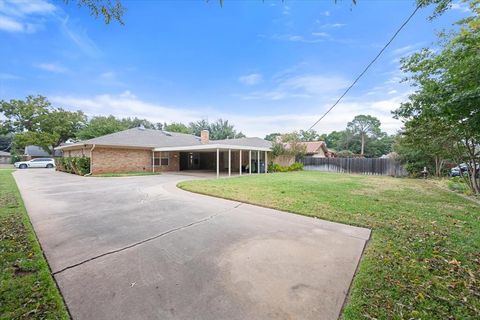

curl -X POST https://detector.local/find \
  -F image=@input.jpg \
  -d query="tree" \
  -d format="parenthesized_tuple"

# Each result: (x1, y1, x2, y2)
(0, 95, 51, 134)
(188, 119, 210, 136)
(299, 129, 320, 142)
(188, 119, 245, 140)
(264, 133, 281, 141)
(209, 119, 245, 140)
(66, 0, 126, 24)
(77, 115, 127, 140)
(271, 132, 306, 159)
(121, 117, 156, 129)
(0, 134, 12, 151)
(394, 0, 480, 192)
(0, 96, 85, 155)
(347, 115, 382, 156)
(163, 122, 192, 134)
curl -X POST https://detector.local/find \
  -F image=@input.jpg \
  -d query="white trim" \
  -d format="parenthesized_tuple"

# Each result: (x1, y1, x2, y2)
(249, 150, 252, 174)
(216, 148, 220, 178)
(239, 150, 242, 176)
(153, 144, 270, 152)
(228, 149, 231, 177)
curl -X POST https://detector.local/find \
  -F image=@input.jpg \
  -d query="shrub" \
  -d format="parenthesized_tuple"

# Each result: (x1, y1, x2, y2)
(55, 157, 90, 176)
(288, 162, 304, 171)
(268, 162, 304, 172)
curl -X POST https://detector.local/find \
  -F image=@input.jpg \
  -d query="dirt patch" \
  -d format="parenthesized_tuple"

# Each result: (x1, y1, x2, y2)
(0, 193, 19, 208)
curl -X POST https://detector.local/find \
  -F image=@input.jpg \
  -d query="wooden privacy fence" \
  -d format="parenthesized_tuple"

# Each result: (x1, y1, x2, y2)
(300, 157, 407, 177)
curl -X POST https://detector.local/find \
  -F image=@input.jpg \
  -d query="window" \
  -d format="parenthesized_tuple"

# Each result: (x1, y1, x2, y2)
(153, 152, 169, 166)
(161, 152, 169, 166)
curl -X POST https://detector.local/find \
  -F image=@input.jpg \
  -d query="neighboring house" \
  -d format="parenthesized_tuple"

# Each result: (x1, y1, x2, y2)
(24, 145, 62, 160)
(0, 151, 11, 164)
(302, 141, 335, 158)
(56, 127, 272, 176)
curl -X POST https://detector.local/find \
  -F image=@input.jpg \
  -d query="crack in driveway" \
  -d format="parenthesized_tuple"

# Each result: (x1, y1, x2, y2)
(53, 203, 243, 275)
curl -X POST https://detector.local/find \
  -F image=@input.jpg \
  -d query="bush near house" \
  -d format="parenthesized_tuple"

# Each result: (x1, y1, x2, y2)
(268, 162, 304, 172)
(55, 157, 90, 176)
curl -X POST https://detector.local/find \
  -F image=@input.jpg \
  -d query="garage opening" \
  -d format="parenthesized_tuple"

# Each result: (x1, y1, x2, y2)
(179, 152, 216, 171)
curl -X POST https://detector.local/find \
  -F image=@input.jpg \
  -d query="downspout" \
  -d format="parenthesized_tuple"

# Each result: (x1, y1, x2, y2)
(87, 144, 96, 176)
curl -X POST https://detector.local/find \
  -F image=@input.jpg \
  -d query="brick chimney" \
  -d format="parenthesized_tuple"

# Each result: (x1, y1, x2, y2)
(200, 130, 209, 144)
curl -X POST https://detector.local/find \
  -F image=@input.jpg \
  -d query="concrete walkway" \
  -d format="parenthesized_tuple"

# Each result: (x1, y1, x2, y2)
(13, 169, 370, 320)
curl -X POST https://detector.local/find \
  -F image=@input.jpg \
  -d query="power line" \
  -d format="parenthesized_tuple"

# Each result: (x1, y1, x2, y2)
(307, 4, 421, 131)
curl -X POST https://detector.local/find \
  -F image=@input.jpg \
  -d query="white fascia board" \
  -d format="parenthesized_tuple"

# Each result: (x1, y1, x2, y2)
(153, 144, 271, 152)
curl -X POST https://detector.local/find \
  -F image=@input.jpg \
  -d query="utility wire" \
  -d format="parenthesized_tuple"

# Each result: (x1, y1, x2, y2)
(307, 4, 421, 131)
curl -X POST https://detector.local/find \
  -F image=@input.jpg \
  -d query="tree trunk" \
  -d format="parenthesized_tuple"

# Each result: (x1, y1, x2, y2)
(360, 134, 365, 156)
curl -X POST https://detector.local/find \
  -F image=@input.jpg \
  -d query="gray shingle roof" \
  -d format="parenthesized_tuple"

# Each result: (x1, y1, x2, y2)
(78, 128, 202, 148)
(24, 145, 62, 157)
(62, 127, 271, 150)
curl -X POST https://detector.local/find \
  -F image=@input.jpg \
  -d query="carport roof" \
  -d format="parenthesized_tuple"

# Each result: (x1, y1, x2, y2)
(57, 127, 272, 151)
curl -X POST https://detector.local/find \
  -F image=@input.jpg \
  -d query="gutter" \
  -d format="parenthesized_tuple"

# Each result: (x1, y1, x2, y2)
(88, 144, 96, 175)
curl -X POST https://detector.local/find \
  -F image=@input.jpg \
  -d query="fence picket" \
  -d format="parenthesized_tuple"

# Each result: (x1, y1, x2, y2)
(301, 157, 407, 177)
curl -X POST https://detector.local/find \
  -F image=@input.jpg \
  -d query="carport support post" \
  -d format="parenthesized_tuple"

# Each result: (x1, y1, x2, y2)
(265, 151, 268, 173)
(257, 150, 260, 174)
(152, 151, 155, 173)
(228, 149, 231, 177)
(216, 148, 219, 178)
(249, 150, 252, 174)
(239, 150, 242, 176)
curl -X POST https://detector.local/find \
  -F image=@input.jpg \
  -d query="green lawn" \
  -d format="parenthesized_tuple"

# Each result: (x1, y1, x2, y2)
(178, 171, 480, 320)
(92, 171, 161, 177)
(0, 170, 69, 320)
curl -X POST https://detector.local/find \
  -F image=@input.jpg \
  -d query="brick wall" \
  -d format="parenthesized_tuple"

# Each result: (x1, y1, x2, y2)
(91, 147, 152, 174)
(67, 148, 91, 158)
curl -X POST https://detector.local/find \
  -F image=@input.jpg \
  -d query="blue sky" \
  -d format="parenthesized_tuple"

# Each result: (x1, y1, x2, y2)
(0, 0, 471, 137)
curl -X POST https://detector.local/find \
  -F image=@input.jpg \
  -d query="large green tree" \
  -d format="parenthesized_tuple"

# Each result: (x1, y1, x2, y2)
(0, 96, 85, 155)
(347, 115, 382, 156)
(163, 122, 192, 134)
(189, 119, 245, 140)
(394, 0, 480, 192)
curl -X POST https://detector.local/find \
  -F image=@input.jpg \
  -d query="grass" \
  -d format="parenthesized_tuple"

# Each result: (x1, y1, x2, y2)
(0, 170, 69, 319)
(92, 171, 161, 177)
(178, 171, 480, 320)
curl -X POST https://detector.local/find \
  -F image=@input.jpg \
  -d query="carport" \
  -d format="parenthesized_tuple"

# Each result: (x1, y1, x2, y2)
(153, 144, 270, 178)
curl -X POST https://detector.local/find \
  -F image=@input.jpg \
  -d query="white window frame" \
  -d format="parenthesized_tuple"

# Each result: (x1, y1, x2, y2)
(160, 152, 169, 166)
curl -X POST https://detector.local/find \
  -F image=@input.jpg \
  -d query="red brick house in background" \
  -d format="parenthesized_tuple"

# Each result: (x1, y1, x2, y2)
(56, 127, 272, 177)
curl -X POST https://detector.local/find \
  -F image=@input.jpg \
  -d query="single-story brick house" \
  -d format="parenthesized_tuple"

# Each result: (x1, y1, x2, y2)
(56, 127, 272, 177)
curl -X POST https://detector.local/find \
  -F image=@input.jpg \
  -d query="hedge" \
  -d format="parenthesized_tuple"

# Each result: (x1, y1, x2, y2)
(268, 162, 304, 172)
(55, 157, 90, 176)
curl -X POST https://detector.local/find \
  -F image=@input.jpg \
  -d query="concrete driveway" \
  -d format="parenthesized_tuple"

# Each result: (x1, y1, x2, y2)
(14, 169, 370, 320)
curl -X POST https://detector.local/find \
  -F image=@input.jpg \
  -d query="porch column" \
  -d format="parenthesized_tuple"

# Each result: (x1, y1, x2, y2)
(265, 151, 268, 173)
(152, 151, 155, 172)
(239, 150, 242, 176)
(257, 150, 260, 174)
(216, 148, 219, 178)
(228, 149, 231, 177)
(249, 150, 252, 174)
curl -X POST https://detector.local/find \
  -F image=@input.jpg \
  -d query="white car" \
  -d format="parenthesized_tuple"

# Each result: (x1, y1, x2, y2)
(14, 158, 56, 169)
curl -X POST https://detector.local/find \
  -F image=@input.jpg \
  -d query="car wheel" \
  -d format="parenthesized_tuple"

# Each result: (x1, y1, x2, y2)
(19, 164, 27, 169)
(46, 164, 54, 168)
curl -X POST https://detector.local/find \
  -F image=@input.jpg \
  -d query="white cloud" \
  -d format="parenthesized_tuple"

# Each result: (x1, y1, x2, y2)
(311, 32, 329, 37)
(451, 1, 471, 12)
(35, 63, 67, 73)
(315, 22, 345, 28)
(241, 74, 349, 101)
(238, 73, 263, 85)
(50, 90, 405, 138)
(0, 0, 55, 33)
(51, 91, 205, 125)
(282, 5, 290, 15)
(0, 15, 22, 32)
(60, 16, 101, 57)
